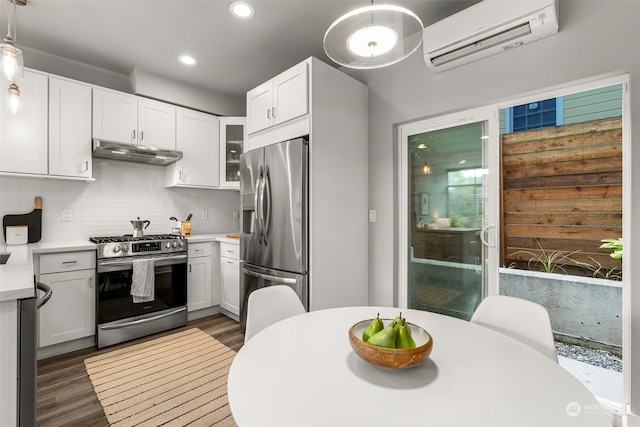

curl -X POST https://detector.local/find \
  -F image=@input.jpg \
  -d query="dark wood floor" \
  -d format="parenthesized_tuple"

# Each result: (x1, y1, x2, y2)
(36, 313, 245, 427)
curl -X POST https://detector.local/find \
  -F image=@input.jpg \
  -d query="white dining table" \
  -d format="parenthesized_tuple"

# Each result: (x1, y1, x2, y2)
(227, 306, 611, 427)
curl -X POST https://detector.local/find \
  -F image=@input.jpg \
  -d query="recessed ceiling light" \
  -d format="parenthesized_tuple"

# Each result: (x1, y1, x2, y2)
(178, 55, 198, 66)
(229, 1, 254, 19)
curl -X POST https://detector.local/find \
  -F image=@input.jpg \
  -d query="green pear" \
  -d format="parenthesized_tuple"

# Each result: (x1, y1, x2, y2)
(389, 312, 405, 330)
(362, 314, 384, 342)
(396, 319, 416, 349)
(367, 325, 397, 349)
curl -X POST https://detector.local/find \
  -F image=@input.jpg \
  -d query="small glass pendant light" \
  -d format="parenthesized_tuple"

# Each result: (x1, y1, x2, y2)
(7, 81, 22, 114)
(0, 0, 24, 81)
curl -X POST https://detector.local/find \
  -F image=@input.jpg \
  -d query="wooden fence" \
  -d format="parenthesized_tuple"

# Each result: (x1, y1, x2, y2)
(501, 116, 622, 274)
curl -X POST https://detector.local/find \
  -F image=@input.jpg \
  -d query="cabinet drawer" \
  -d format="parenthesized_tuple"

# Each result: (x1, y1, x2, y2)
(39, 251, 95, 274)
(188, 242, 212, 258)
(220, 242, 239, 260)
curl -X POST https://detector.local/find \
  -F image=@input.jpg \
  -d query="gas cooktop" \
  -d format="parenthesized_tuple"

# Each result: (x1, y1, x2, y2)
(89, 234, 182, 244)
(90, 234, 187, 259)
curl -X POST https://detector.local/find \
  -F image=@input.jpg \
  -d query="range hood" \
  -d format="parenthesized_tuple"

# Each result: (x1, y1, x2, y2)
(92, 139, 183, 166)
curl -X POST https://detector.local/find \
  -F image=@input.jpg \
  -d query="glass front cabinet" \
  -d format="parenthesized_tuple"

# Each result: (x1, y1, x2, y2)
(219, 117, 245, 189)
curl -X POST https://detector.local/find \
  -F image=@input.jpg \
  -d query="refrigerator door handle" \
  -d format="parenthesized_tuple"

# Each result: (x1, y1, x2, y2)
(263, 165, 272, 240)
(255, 166, 263, 243)
(258, 166, 268, 244)
(242, 267, 297, 284)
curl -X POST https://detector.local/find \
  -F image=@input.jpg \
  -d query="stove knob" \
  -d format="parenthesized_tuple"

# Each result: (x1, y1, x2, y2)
(113, 245, 121, 253)
(122, 245, 129, 252)
(172, 241, 178, 248)
(178, 240, 185, 247)
(165, 242, 172, 249)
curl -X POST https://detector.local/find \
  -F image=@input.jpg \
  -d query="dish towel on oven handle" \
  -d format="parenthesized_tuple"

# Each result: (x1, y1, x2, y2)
(131, 258, 155, 303)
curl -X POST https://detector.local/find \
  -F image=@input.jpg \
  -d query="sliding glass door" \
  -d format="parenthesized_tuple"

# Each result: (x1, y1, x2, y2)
(399, 110, 499, 320)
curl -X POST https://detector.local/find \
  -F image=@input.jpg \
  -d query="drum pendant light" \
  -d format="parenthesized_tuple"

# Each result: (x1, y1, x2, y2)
(323, 3, 423, 69)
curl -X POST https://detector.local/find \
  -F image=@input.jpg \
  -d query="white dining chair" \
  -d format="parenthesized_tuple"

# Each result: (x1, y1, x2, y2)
(470, 295, 558, 363)
(244, 285, 306, 343)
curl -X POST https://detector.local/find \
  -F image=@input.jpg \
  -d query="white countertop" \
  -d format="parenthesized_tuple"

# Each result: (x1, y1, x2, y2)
(0, 234, 238, 302)
(0, 241, 95, 302)
(187, 233, 240, 244)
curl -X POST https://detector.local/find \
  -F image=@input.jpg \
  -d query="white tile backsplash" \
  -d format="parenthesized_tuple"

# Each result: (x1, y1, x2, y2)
(0, 159, 240, 243)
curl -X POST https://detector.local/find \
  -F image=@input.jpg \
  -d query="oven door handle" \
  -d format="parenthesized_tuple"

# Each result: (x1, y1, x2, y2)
(98, 307, 187, 330)
(98, 254, 187, 269)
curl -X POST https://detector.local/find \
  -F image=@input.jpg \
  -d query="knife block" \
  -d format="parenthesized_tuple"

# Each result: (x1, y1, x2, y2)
(180, 221, 192, 237)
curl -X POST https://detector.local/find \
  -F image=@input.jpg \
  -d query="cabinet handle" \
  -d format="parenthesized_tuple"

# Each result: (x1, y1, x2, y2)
(179, 170, 183, 181)
(140, 130, 144, 141)
(62, 260, 78, 265)
(189, 264, 192, 273)
(88, 277, 93, 289)
(272, 107, 276, 118)
(132, 129, 136, 142)
(80, 160, 89, 173)
(266, 109, 271, 120)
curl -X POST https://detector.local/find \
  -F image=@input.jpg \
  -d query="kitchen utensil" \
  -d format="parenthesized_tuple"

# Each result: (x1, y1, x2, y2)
(6, 225, 28, 245)
(186, 213, 193, 221)
(130, 217, 151, 237)
(348, 319, 433, 368)
(3, 197, 43, 243)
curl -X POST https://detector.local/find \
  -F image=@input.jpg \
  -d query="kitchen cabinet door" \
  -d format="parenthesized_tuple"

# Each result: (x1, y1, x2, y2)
(220, 242, 240, 316)
(167, 108, 220, 188)
(246, 82, 273, 134)
(219, 117, 245, 189)
(272, 61, 308, 127)
(92, 87, 138, 145)
(188, 242, 213, 312)
(220, 257, 240, 315)
(138, 98, 176, 150)
(49, 76, 92, 178)
(38, 269, 95, 348)
(0, 70, 48, 175)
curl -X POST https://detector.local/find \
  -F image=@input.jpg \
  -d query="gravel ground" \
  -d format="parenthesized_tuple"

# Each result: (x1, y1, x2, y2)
(556, 342, 622, 372)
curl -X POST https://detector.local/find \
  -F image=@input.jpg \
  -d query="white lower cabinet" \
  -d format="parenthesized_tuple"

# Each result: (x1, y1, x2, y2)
(187, 242, 213, 312)
(38, 252, 96, 348)
(219, 242, 240, 315)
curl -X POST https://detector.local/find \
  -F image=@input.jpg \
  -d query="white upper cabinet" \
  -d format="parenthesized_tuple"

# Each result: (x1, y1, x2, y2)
(0, 70, 48, 175)
(49, 76, 92, 179)
(93, 87, 176, 149)
(219, 117, 245, 189)
(137, 98, 177, 150)
(166, 107, 220, 188)
(246, 61, 308, 135)
(92, 87, 138, 144)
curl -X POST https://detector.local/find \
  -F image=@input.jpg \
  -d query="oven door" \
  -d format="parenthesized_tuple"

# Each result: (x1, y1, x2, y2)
(96, 254, 187, 326)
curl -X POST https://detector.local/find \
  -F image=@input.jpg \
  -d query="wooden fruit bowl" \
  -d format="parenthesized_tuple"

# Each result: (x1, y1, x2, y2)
(348, 319, 433, 369)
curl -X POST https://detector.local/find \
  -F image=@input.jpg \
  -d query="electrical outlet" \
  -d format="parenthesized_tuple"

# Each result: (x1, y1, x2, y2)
(62, 209, 72, 222)
(233, 210, 239, 220)
(201, 210, 208, 220)
(369, 210, 376, 223)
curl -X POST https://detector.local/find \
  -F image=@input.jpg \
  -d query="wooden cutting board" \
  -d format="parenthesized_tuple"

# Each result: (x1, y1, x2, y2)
(3, 196, 43, 243)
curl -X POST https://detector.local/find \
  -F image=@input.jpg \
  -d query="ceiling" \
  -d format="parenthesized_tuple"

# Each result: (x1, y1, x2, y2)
(6, 0, 479, 98)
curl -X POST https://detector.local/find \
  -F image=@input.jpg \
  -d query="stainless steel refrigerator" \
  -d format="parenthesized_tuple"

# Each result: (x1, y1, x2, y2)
(239, 137, 309, 327)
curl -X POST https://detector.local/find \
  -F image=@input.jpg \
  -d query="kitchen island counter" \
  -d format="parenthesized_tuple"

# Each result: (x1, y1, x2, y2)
(0, 241, 96, 302)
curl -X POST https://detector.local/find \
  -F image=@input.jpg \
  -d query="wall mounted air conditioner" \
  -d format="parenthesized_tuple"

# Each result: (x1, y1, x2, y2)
(423, 0, 558, 73)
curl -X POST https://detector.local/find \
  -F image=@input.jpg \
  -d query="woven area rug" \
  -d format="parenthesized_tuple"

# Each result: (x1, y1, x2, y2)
(84, 328, 236, 427)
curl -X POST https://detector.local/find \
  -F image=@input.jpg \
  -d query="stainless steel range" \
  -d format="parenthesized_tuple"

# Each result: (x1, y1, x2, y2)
(90, 234, 188, 348)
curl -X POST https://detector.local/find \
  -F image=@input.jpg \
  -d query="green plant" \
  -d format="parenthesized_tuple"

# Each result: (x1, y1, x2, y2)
(510, 239, 581, 274)
(600, 238, 622, 260)
(573, 256, 622, 281)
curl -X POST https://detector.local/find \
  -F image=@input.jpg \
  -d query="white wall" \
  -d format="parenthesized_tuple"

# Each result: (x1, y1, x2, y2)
(0, 160, 240, 243)
(358, 0, 640, 418)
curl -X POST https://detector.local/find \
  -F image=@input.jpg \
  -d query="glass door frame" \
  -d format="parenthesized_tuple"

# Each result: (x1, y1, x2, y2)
(397, 107, 501, 309)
